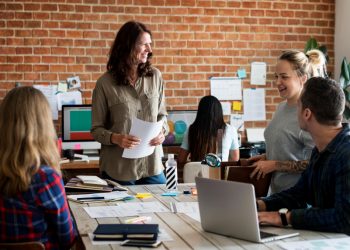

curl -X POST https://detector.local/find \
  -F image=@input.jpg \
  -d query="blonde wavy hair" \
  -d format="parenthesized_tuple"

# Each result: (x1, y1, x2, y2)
(0, 86, 61, 197)
(279, 49, 327, 78)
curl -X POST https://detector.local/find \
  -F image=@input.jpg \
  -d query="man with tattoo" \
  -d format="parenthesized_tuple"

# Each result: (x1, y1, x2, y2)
(256, 77, 350, 235)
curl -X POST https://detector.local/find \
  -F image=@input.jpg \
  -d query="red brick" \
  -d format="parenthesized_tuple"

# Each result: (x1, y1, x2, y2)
(24, 3, 40, 11)
(6, 3, 23, 11)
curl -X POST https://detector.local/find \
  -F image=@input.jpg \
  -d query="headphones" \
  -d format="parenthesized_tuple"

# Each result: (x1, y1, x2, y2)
(201, 153, 221, 168)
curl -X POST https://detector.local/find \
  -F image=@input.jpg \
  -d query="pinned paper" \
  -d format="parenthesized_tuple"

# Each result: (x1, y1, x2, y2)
(250, 62, 266, 85)
(230, 114, 244, 131)
(232, 101, 242, 111)
(237, 68, 247, 78)
(221, 102, 231, 115)
(57, 81, 68, 92)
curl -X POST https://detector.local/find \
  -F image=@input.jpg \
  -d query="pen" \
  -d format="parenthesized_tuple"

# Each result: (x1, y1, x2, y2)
(77, 196, 104, 201)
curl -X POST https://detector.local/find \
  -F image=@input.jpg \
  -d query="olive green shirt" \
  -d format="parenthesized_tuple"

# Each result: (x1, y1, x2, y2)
(91, 68, 168, 181)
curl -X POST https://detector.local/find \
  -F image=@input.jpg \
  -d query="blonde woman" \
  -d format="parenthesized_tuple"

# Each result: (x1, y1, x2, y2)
(0, 87, 76, 249)
(250, 49, 327, 194)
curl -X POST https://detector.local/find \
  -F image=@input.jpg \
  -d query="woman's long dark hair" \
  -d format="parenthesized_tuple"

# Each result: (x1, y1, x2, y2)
(188, 95, 226, 161)
(107, 21, 153, 85)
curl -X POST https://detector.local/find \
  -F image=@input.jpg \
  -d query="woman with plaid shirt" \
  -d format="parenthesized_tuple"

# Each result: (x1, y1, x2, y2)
(0, 87, 76, 249)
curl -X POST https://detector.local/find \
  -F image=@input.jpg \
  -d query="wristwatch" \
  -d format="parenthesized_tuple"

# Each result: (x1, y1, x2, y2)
(278, 208, 289, 226)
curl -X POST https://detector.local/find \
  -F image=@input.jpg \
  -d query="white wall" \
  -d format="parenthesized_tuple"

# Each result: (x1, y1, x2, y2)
(335, 0, 350, 81)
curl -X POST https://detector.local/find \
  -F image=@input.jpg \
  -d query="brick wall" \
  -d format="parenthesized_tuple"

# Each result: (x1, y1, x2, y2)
(0, 0, 335, 137)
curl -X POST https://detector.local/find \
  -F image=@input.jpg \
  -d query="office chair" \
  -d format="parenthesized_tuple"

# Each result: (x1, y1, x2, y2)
(183, 161, 210, 183)
(220, 159, 271, 197)
(0, 241, 45, 250)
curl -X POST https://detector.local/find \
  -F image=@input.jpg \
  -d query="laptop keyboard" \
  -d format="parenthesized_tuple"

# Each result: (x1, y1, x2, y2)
(260, 231, 278, 239)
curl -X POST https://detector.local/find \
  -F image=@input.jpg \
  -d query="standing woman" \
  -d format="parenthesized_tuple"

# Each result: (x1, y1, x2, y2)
(0, 87, 76, 249)
(178, 95, 240, 164)
(91, 21, 168, 185)
(250, 49, 327, 194)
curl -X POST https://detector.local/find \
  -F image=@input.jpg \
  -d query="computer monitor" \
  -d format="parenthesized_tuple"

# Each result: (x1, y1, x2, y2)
(163, 110, 197, 146)
(61, 104, 101, 155)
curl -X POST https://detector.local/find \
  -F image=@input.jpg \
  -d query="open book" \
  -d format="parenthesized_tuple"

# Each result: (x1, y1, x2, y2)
(65, 176, 128, 192)
(77, 175, 108, 187)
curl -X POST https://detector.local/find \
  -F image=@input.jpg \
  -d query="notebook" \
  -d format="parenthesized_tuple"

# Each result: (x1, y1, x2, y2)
(195, 177, 299, 243)
(93, 224, 159, 241)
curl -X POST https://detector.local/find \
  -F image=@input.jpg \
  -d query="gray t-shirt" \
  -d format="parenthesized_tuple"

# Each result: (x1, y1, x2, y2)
(264, 102, 314, 194)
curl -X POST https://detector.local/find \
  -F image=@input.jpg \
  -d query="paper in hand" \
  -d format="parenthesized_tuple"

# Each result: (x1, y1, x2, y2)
(122, 117, 163, 159)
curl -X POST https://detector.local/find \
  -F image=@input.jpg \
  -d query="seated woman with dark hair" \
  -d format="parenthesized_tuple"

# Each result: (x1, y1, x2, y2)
(178, 95, 240, 164)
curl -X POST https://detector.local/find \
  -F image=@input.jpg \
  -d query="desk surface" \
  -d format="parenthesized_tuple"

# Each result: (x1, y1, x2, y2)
(69, 184, 346, 250)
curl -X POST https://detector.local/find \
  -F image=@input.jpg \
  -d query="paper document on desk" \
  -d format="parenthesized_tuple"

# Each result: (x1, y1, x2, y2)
(67, 191, 132, 203)
(122, 117, 163, 159)
(84, 202, 170, 218)
(170, 202, 200, 222)
(278, 237, 350, 250)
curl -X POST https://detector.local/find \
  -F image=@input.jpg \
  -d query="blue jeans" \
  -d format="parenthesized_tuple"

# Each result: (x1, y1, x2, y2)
(101, 171, 166, 185)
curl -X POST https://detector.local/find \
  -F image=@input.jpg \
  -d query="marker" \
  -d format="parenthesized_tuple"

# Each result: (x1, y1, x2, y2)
(77, 196, 104, 201)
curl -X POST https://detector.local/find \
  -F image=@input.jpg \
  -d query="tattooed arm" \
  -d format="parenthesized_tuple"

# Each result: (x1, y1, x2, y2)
(275, 160, 309, 173)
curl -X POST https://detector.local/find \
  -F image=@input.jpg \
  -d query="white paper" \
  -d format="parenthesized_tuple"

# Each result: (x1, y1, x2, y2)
(170, 202, 200, 222)
(278, 237, 350, 250)
(122, 117, 163, 159)
(250, 62, 266, 85)
(84, 202, 169, 218)
(246, 128, 265, 142)
(210, 77, 242, 100)
(34, 85, 58, 120)
(243, 88, 266, 121)
(67, 191, 132, 203)
(230, 114, 244, 131)
(84, 206, 137, 218)
(56, 91, 82, 111)
(220, 102, 231, 115)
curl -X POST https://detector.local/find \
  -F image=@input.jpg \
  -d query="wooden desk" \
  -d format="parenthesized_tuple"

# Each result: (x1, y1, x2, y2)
(69, 184, 346, 249)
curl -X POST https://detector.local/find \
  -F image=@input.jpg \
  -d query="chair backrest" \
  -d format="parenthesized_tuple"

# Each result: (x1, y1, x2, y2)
(220, 159, 271, 197)
(183, 162, 210, 183)
(0, 242, 45, 250)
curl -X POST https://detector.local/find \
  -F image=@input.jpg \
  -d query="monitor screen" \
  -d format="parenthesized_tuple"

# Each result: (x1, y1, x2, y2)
(163, 110, 197, 146)
(61, 104, 101, 153)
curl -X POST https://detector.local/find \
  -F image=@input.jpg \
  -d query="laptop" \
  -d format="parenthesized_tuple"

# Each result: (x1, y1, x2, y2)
(195, 177, 299, 243)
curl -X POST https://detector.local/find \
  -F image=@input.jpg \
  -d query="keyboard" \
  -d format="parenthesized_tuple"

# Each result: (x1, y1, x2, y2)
(260, 231, 278, 239)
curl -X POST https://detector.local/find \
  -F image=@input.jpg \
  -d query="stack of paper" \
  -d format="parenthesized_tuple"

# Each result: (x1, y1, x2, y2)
(67, 191, 133, 203)
(65, 178, 113, 192)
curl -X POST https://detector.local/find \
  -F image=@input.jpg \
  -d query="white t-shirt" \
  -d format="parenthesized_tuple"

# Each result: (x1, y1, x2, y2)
(180, 123, 239, 161)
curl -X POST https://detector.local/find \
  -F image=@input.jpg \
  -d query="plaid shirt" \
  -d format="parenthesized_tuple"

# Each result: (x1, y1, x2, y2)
(263, 123, 350, 235)
(0, 166, 76, 249)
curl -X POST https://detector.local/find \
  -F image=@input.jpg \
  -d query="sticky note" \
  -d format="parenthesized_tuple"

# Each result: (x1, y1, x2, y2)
(135, 193, 153, 199)
(237, 69, 247, 78)
(233, 101, 242, 111)
(161, 192, 178, 197)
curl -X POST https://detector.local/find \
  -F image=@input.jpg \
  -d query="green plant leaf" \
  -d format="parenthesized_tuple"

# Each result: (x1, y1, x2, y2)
(341, 57, 350, 82)
(304, 37, 318, 53)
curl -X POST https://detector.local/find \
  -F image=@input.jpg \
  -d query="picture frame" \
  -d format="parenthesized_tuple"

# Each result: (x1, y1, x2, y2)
(67, 76, 81, 89)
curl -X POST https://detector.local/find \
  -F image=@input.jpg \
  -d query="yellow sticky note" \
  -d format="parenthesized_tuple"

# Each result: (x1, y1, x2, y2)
(135, 193, 153, 199)
(233, 101, 242, 111)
